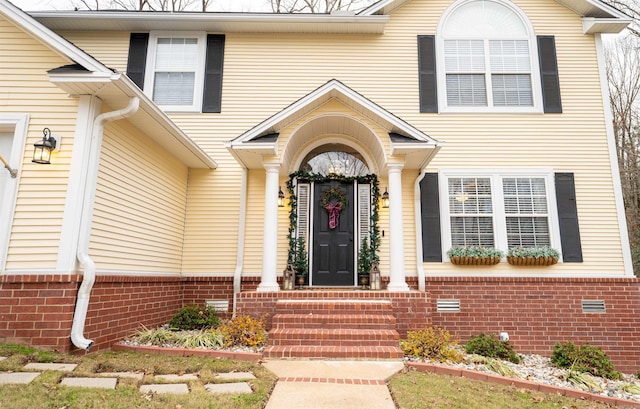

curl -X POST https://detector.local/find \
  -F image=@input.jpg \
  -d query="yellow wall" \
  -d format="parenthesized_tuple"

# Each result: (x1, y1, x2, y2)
(0, 16, 77, 270)
(53, 0, 624, 276)
(89, 118, 189, 272)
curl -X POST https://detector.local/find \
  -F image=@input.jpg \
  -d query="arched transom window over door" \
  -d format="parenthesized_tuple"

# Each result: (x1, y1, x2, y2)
(300, 144, 370, 177)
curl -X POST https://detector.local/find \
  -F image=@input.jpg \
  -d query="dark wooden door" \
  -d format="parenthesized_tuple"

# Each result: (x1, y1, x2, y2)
(312, 181, 355, 286)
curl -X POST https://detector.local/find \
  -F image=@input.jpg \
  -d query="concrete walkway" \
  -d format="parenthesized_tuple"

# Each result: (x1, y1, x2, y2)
(263, 360, 404, 409)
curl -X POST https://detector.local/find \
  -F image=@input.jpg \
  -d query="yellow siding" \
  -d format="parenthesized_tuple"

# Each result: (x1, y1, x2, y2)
(54, 0, 625, 276)
(89, 118, 189, 272)
(58, 31, 130, 73)
(0, 16, 77, 270)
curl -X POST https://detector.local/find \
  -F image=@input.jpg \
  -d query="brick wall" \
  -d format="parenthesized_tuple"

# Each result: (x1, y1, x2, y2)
(427, 277, 640, 374)
(0, 275, 79, 351)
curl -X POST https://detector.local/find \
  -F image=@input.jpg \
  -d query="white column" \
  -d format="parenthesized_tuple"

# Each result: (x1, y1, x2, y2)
(257, 163, 281, 292)
(387, 162, 410, 291)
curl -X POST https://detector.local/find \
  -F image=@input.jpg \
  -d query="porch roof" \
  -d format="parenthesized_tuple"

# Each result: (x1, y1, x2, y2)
(225, 79, 442, 175)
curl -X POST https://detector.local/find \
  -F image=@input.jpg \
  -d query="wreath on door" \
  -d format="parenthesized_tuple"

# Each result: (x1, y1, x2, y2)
(320, 186, 348, 229)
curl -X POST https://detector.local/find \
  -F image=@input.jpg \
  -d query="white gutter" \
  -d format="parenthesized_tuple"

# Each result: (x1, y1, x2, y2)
(232, 167, 248, 317)
(71, 97, 140, 351)
(414, 169, 427, 291)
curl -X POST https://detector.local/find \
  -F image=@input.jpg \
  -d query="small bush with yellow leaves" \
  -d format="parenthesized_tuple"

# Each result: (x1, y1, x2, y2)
(219, 315, 268, 349)
(401, 327, 463, 363)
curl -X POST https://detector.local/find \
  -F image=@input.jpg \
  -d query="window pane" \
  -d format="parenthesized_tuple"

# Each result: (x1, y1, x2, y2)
(506, 217, 550, 247)
(489, 40, 530, 71)
(155, 38, 198, 71)
(153, 72, 195, 105)
(503, 177, 550, 248)
(445, 40, 485, 71)
(449, 177, 494, 246)
(446, 74, 487, 106)
(492, 74, 532, 106)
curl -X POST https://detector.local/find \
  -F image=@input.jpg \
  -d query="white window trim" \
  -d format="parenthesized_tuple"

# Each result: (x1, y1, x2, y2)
(438, 169, 562, 262)
(143, 31, 206, 112)
(0, 114, 29, 271)
(436, 0, 544, 113)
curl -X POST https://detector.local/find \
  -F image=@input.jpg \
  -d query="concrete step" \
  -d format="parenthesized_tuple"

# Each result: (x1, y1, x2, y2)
(267, 328, 400, 347)
(263, 345, 404, 360)
(271, 313, 397, 330)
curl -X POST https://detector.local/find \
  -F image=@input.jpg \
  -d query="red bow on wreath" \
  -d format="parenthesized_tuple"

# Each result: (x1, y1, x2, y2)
(321, 187, 348, 230)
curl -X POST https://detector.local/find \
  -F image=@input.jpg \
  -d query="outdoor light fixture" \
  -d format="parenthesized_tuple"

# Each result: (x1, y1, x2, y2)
(282, 263, 295, 291)
(382, 188, 390, 208)
(32, 128, 57, 164)
(369, 261, 381, 290)
(0, 154, 17, 178)
(278, 186, 285, 207)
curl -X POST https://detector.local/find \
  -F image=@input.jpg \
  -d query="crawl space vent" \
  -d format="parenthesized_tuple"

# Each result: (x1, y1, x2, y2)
(437, 299, 460, 312)
(581, 300, 605, 314)
(206, 299, 229, 312)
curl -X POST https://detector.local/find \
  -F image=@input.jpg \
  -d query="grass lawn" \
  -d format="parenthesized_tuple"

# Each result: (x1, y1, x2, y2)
(389, 369, 615, 409)
(0, 344, 276, 409)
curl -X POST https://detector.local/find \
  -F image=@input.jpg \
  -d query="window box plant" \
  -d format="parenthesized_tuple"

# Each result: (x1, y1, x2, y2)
(507, 246, 560, 266)
(447, 246, 504, 265)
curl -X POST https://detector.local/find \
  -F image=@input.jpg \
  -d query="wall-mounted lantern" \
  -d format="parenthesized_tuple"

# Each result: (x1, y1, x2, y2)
(381, 188, 390, 209)
(278, 186, 285, 207)
(32, 128, 58, 164)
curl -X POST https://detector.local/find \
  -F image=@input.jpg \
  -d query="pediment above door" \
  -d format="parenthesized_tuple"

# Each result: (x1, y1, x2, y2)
(225, 79, 442, 175)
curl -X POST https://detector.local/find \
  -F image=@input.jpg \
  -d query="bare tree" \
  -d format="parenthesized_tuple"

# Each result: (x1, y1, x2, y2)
(602, 0, 640, 37)
(606, 34, 640, 274)
(271, 0, 373, 13)
(73, 0, 212, 11)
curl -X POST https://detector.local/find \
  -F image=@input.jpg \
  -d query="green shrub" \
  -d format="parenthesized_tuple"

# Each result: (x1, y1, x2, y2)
(168, 304, 220, 331)
(401, 327, 463, 363)
(219, 315, 268, 349)
(550, 341, 621, 379)
(464, 333, 520, 363)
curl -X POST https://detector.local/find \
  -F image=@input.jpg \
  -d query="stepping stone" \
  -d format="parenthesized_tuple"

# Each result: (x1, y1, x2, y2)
(205, 382, 253, 394)
(98, 372, 144, 380)
(0, 372, 40, 384)
(140, 383, 189, 394)
(61, 377, 117, 389)
(215, 372, 256, 381)
(0, 357, 6, 362)
(24, 363, 77, 372)
(155, 373, 199, 381)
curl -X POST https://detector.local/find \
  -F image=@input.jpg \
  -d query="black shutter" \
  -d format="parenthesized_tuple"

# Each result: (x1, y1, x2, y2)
(420, 173, 442, 262)
(555, 173, 583, 262)
(126, 33, 149, 89)
(202, 34, 225, 113)
(537, 36, 562, 113)
(417, 35, 438, 113)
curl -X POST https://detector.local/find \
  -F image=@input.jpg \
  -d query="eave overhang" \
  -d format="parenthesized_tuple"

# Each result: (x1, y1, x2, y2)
(28, 10, 389, 34)
(226, 79, 442, 172)
(48, 69, 217, 169)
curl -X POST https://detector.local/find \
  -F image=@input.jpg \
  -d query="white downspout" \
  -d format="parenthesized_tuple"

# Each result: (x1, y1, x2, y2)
(232, 167, 248, 317)
(71, 97, 140, 350)
(414, 170, 427, 291)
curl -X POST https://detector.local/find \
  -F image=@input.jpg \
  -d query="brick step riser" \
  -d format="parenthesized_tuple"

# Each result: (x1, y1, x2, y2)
(263, 346, 404, 360)
(272, 323, 395, 330)
(268, 340, 401, 347)
(272, 314, 396, 324)
(268, 329, 399, 340)
(274, 301, 393, 314)
(274, 307, 392, 315)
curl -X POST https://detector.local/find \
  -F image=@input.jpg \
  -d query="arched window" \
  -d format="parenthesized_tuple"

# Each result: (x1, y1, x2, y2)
(300, 144, 369, 177)
(437, 0, 540, 111)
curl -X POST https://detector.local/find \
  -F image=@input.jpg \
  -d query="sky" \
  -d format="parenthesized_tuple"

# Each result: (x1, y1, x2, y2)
(9, 0, 274, 12)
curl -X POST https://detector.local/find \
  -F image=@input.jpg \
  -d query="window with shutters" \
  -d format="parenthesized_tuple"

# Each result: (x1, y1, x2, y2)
(437, 0, 542, 112)
(144, 32, 206, 112)
(440, 171, 560, 260)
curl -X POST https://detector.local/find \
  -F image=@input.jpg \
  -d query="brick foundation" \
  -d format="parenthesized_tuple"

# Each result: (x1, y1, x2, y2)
(426, 277, 640, 374)
(1, 274, 638, 373)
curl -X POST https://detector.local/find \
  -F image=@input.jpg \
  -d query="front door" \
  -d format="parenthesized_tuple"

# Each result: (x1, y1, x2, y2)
(312, 181, 355, 286)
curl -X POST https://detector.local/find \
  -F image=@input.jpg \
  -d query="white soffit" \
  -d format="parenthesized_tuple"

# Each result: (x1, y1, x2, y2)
(28, 11, 388, 34)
